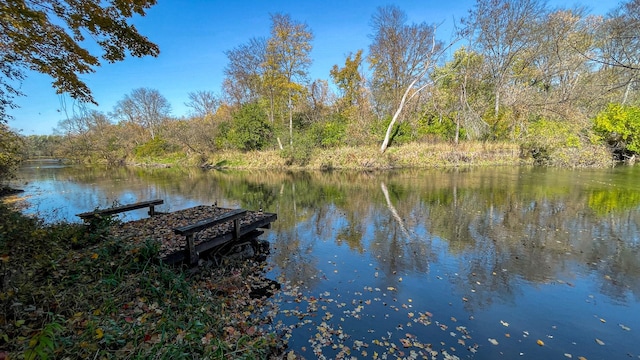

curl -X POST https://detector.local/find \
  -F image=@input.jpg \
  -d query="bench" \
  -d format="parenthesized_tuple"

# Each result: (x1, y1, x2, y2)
(173, 208, 247, 265)
(76, 199, 164, 223)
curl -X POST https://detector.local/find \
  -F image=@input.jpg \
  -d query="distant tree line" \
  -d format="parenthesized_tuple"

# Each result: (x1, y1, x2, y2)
(4, 0, 640, 179)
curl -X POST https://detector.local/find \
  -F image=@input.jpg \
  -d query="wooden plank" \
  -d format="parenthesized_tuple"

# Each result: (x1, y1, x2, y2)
(173, 208, 247, 266)
(173, 209, 247, 235)
(251, 213, 277, 230)
(163, 210, 277, 266)
(77, 199, 164, 219)
(193, 213, 276, 253)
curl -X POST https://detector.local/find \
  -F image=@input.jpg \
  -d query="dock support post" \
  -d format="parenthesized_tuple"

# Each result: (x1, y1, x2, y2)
(233, 218, 240, 239)
(186, 234, 199, 266)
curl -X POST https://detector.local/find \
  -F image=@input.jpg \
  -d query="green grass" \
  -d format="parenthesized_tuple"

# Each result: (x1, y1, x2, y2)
(0, 203, 283, 359)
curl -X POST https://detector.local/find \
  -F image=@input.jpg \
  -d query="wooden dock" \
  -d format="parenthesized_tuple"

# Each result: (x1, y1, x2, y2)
(105, 205, 277, 266)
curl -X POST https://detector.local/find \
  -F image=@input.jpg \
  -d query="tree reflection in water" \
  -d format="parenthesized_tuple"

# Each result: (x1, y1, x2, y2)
(13, 163, 640, 359)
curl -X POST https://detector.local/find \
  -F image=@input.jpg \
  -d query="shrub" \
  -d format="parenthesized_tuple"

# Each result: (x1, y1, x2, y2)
(280, 133, 313, 166)
(227, 103, 273, 151)
(133, 137, 179, 158)
(593, 103, 640, 159)
(417, 113, 466, 141)
(370, 116, 415, 147)
(521, 118, 581, 165)
(308, 115, 347, 148)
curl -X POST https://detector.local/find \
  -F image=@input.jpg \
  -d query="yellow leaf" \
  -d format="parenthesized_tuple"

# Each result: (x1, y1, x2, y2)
(95, 328, 104, 340)
(537, 339, 545, 346)
(91, 253, 99, 260)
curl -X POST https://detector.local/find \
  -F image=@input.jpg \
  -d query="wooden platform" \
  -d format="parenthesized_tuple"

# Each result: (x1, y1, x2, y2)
(107, 205, 276, 265)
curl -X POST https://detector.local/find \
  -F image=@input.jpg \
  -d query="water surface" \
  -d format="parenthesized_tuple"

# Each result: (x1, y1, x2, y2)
(10, 161, 640, 359)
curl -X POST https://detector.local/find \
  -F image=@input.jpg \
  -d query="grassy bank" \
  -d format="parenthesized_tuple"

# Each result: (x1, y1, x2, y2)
(0, 202, 284, 359)
(132, 141, 614, 170)
(186, 141, 529, 170)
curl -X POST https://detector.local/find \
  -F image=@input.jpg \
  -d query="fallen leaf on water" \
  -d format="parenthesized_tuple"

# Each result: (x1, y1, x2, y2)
(577, 357, 587, 360)
(595, 338, 605, 346)
(400, 338, 412, 348)
(488, 338, 499, 345)
(564, 353, 572, 358)
(500, 320, 509, 327)
(537, 339, 545, 346)
(619, 324, 631, 331)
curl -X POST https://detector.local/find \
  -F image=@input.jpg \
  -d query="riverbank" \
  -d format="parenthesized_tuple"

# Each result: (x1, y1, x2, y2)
(130, 141, 531, 169)
(0, 202, 286, 359)
(129, 141, 617, 170)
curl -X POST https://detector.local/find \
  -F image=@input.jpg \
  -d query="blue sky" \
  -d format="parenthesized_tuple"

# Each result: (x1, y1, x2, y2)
(8, 0, 615, 135)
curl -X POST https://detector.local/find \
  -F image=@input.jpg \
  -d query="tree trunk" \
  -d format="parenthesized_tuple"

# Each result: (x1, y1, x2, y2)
(380, 26, 443, 153)
(380, 70, 425, 153)
(622, 78, 633, 105)
(288, 93, 293, 147)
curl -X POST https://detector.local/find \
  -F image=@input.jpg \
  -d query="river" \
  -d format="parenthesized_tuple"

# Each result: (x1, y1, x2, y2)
(9, 160, 640, 359)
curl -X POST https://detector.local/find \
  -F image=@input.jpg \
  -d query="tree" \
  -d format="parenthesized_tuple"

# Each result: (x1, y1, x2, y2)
(368, 5, 441, 117)
(265, 13, 314, 146)
(462, 0, 546, 119)
(524, 8, 595, 108)
(430, 47, 488, 142)
(330, 50, 366, 115)
(594, 0, 640, 105)
(595, 0, 640, 71)
(369, 6, 449, 153)
(56, 108, 112, 160)
(223, 37, 267, 106)
(22, 134, 61, 158)
(0, 0, 159, 122)
(113, 88, 172, 140)
(185, 90, 219, 119)
(0, 123, 23, 184)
